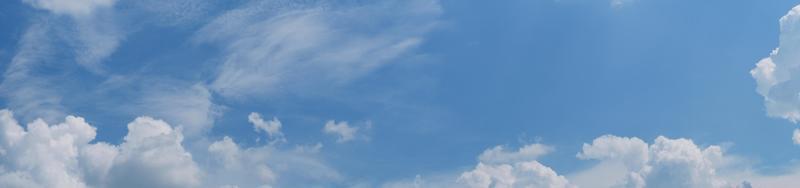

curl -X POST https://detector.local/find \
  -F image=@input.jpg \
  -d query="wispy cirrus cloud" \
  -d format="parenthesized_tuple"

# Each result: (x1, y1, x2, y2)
(195, 0, 441, 99)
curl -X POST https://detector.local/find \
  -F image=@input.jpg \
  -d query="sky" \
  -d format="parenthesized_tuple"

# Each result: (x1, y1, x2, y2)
(2, 0, 800, 187)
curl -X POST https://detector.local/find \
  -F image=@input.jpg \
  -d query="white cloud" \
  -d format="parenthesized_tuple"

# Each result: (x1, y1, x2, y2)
(105, 117, 202, 188)
(0, 110, 97, 188)
(0, 109, 340, 188)
(794, 129, 800, 145)
(478, 144, 552, 164)
(0, 22, 67, 123)
(577, 135, 747, 188)
(23, 0, 115, 17)
(611, 0, 634, 8)
(577, 135, 649, 170)
(0, 110, 201, 188)
(4, 0, 123, 122)
(248, 112, 283, 141)
(22, 0, 123, 72)
(457, 143, 574, 188)
(136, 84, 221, 138)
(323, 120, 360, 143)
(751, 4, 800, 124)
(195, 0, 441, 99)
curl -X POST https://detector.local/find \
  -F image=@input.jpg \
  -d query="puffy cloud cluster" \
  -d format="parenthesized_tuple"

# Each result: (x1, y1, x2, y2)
(751, 4, 800, 124)
(794, 129, 800, 145)
(0, 109, 340, 188)
(457, 144, 574, 188)
(248, 112, 283, 141)
(0, 109, 199, 188)
(577, 135, 747, 188)
(105, 117, 201, 188)
(323, 120, 359, 143)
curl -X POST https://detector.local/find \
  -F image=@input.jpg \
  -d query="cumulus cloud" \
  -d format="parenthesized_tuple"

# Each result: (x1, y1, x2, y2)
(751, 4, 800, 123)
(0, 109, 340, 188)
(105, 117, 202, 188)
(457, 143, 574, 188)
(577, 135, 747, 188)
(0, 109, 201, 188)
(323, 120, 360, 143)
(248, 112, 283, 141)
(195, 0, 441, 99)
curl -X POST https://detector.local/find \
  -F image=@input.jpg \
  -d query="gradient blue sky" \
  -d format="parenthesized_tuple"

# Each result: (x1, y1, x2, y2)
(2, 0, 800, 187)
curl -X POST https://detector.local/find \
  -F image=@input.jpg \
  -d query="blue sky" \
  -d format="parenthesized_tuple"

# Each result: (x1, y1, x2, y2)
(2, 0, 800, 187)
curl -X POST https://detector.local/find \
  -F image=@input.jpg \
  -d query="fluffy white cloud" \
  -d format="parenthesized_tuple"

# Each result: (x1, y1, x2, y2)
(577, 135, 649, 170)
(195, 0, 441, 99)
(105, 117, 202, 188)
(0, 109, 341, 188)
(0, 110, 97, 188)
(0, 109, 205, 188)
(323, 120, 359, 143)
(248, 112, 283, 141)
(458, 143, 574, 188)
(751, 4, 800, 124)
(577, 135, 746, 188)
(794, 129, 800, 145)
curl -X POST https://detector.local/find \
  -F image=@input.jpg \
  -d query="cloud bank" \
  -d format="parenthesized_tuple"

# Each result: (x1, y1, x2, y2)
(0, 109, 340, 188)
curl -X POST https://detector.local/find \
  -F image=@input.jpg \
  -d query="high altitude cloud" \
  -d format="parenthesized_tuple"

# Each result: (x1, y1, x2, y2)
(0, 22, 67, 123)
(457, 143, 574, 188)
(22, 0, 122, 71)
(23, 0, 114, 17)
(195, 0, 441, 99)
(135, 84, 220, 138)
(4, 0, 122, 123)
